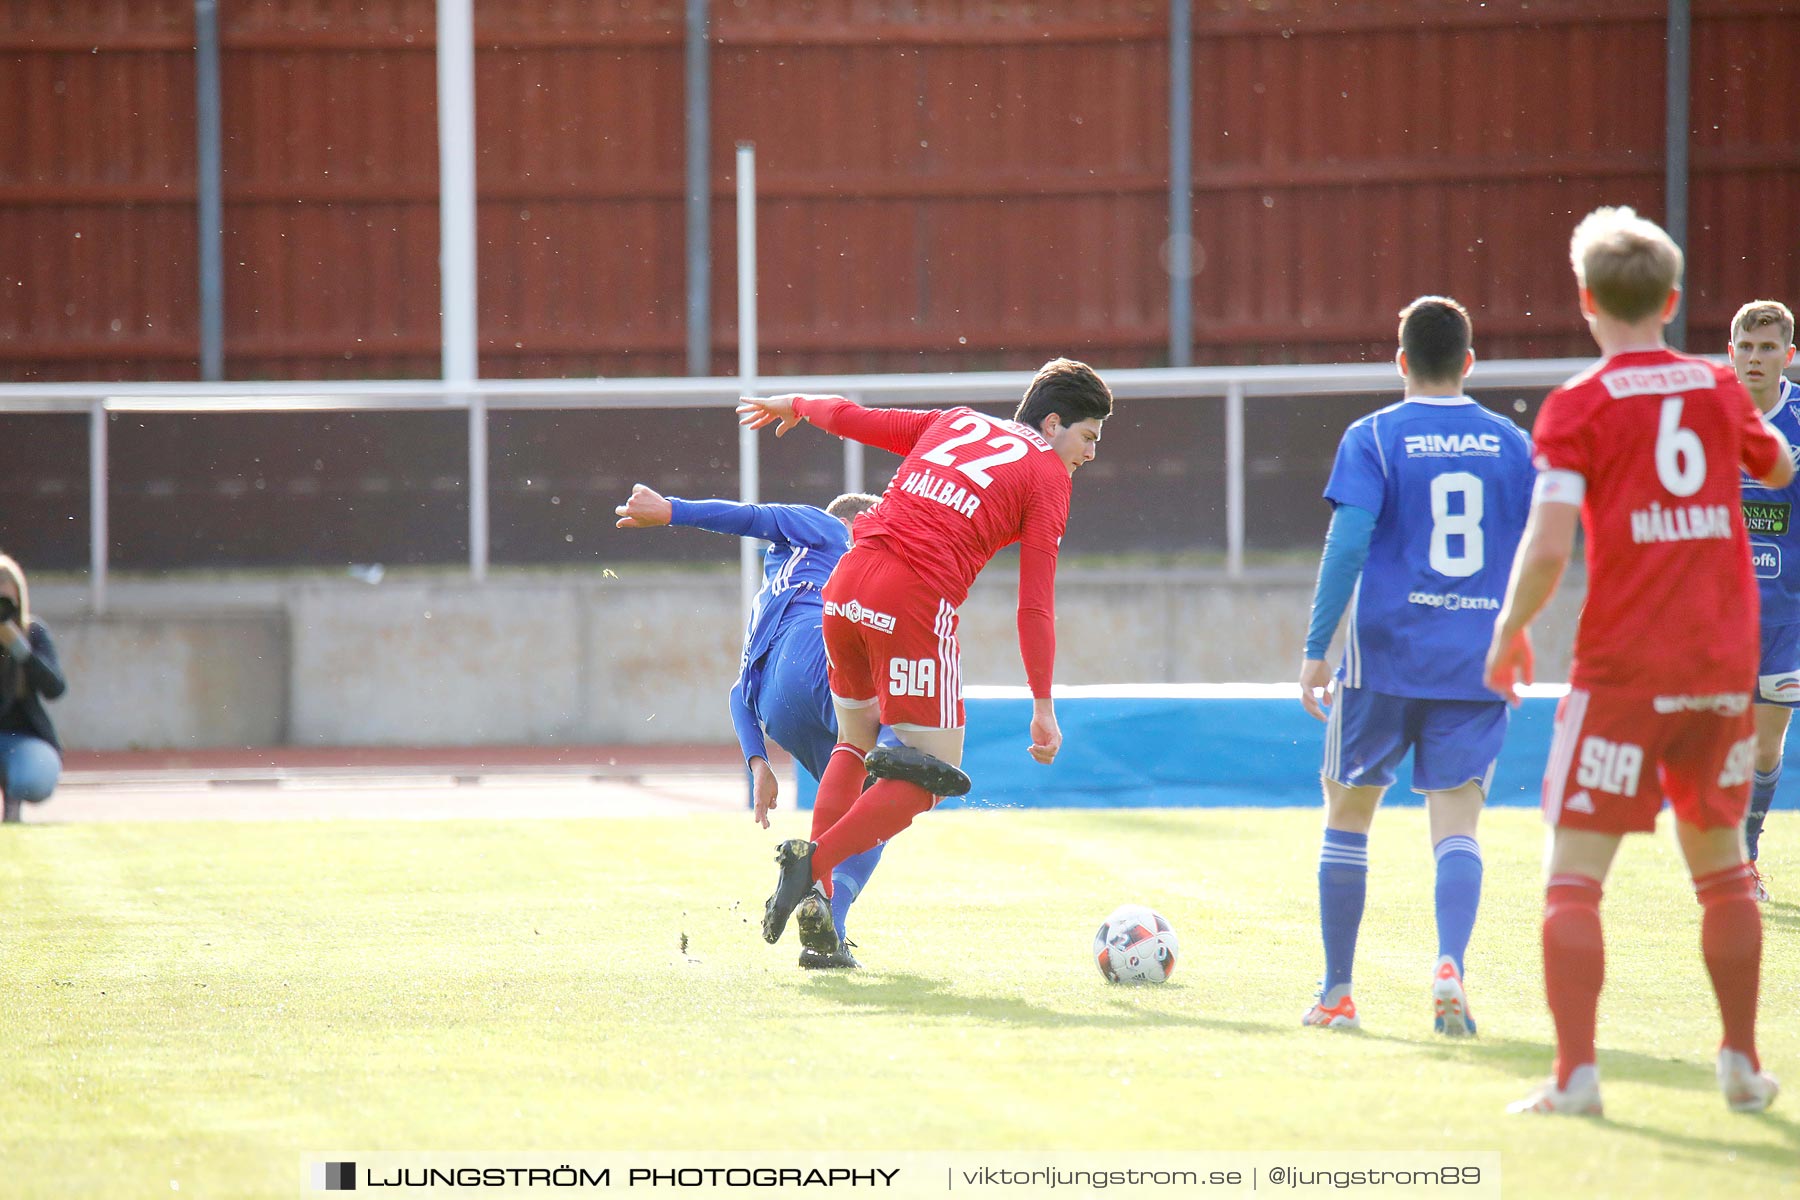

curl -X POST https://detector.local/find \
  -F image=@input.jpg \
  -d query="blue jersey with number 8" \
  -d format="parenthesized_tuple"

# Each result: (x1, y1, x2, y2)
(1324, 395, 1536, 700)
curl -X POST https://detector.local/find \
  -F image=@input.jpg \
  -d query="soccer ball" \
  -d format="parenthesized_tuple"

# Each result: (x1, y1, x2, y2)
(1093, 904, 1178, 984)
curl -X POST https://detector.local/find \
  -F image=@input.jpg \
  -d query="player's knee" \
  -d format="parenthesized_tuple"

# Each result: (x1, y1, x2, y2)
(1322, 780, 1380, 830)
(1753, 741, 1784, 774)
(894, 726, 963, 767)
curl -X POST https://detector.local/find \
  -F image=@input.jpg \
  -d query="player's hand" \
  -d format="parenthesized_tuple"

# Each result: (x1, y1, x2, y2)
(750, 757, 779, 828)
(1484, 626, 1535, 707)
(1298, 657, 1333, 722)
(614, 483, 674, 529)
(735, 394, 812, 437)
(1028, 699, 1062, 765)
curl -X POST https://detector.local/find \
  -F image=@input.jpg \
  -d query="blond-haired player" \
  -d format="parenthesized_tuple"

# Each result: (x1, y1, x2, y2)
(1487, 207, 1789, 1115)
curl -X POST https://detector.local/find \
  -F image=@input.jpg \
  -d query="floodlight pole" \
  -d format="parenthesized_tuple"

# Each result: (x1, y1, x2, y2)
(90, 401, 108, 615)
(1225, 382, 1245, 578)
(1664, 0, 1691, 349)
(685, 0, 711, 376)
(1167, 0, 1193, 367)
(194, 0, 225, 381)
(437, 0, 484, 579)
(737, 143, 760, 628)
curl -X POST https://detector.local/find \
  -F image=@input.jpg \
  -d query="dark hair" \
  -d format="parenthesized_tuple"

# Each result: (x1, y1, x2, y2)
(1397, 296, 1472, 386)
(1014, 357, 1112, 433)
(825, 493, 880, 521)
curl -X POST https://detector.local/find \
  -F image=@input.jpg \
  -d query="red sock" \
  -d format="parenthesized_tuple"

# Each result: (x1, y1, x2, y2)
(1543, 874, 1604, 1090)
(810, 743, 867, 843)
(1695, 862, 1763, 1070)
(812, 778, 934, 884)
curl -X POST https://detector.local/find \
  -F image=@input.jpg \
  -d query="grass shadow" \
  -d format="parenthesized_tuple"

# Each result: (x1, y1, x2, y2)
(802, 970, 1286, 1037)
(1355, 1030, 1721, 1093)
(1754, 900, 1800, 932)
(1601, 1108, 1799, 1172)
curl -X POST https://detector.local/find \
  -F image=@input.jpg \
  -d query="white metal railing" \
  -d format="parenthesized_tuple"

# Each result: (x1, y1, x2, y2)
(0, 358, 1608, 612)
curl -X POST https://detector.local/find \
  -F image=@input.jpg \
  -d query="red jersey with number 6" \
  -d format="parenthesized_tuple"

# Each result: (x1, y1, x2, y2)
(1532, 348, 1784, 693)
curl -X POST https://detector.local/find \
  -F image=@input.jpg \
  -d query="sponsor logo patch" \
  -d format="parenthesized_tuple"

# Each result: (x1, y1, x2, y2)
(1759, 673, 1800, 703)
(1576, 736, 1644, 797)
(1652, 692, 1751, 716)
(825, 598, 897, 633)
(1743, 501, 1791, 536)
(1599, 362, 1714, 398)
(1407, 591, 1500, 611)
(888, 657, 937, 697)
(1752, 542, 1782, 580)
(1720, 736, 1758, 788)
(1402, 432, 1502, 457)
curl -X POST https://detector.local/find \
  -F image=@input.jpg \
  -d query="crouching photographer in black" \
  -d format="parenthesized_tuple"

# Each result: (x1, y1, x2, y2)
(0, 554, 65, 823)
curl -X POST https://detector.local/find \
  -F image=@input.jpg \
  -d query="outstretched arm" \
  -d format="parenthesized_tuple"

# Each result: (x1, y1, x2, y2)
(616, 485, 847, 550)
(737, 394, 936, 457)
(670, 498, 848, 550)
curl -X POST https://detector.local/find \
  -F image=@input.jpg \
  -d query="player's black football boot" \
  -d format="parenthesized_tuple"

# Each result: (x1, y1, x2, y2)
(863, 744, 971, 797)
(799, 937, 861, 970)
(793, 884, 841, 959)
(762, 838, 819, 944)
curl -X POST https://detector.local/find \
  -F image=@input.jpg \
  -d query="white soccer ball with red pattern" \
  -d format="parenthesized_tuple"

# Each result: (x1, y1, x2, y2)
(1093, 904, 1178, 984)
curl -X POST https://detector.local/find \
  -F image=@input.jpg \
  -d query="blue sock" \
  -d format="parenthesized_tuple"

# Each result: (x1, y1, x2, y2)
(1747, 764, 1780, 862)
(830, 842, 885, 940)
(1433, 835, 1483, 974)
(1319, 829, 1369, 995)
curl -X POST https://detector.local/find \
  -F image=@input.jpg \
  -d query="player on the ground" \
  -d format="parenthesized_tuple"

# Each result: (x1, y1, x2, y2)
(1487, 206, 1789, 1116)
(735, 358, 1112, 960)
(614, 484, 884, 968)
(1729, 299, 1799, 902)
(1297, 296, 1535, 1036)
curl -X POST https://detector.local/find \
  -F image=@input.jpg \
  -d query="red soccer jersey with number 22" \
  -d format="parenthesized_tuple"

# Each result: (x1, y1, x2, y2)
(793, 398, 1071, 697)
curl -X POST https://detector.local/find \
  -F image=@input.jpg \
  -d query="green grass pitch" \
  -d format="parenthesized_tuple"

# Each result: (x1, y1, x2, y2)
(3, 806, 1796, 1197)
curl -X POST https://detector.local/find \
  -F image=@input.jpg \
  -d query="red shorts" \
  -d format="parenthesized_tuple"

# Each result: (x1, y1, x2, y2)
(1542, 686, 1756, 833)
(821, 545, 964, 730)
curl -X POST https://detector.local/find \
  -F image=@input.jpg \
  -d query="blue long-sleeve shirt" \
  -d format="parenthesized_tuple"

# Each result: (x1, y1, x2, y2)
(668, 498, 851, 765)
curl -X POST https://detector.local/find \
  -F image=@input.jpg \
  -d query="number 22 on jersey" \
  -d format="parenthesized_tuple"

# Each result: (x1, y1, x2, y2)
(920, 413, 1030, 488)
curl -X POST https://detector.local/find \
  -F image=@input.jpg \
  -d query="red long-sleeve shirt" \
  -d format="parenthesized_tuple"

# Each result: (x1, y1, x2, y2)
(795, 396, 1071, 698)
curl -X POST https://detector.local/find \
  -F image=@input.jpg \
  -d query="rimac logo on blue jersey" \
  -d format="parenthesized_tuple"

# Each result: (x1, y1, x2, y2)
(1402, 433, 1501, 457)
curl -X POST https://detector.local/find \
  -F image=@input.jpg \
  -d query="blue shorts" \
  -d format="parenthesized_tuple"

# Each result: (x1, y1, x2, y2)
(1756, 620, 1800, 708)
(754, 623, 839, 782)
(1324, 685, 1508, 795)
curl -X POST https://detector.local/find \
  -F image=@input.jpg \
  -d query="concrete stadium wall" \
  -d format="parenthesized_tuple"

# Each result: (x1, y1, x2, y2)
(33, 570, 1585, 751)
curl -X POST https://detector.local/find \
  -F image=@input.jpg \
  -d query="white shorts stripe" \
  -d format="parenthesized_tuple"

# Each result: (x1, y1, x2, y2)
(950, 604, 964, 726)
(1543, 687, 1589, 824)
(936, 599, 960, 728)
(1324, 683, 1344, 782)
